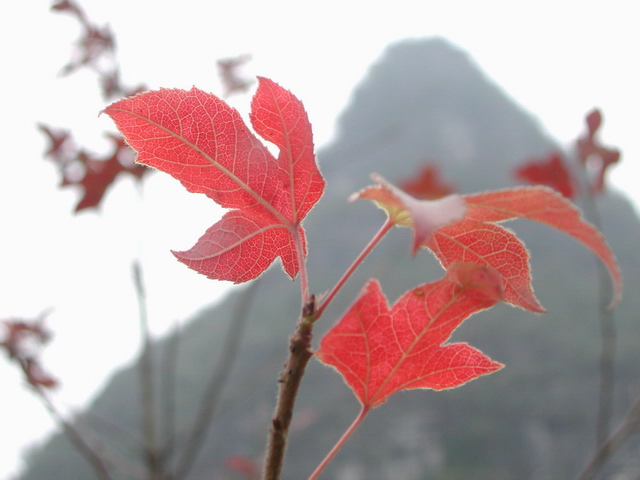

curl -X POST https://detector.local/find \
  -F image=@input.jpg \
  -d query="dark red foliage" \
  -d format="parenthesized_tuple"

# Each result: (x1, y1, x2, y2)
(399, 164, 456, 200)
(514, 153, 576, 199)
(1, 317, 57, 390)
(40, 125, 150, 212)
(577, 108, 621, 194)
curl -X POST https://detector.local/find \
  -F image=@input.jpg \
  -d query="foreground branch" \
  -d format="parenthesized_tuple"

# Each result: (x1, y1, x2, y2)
(262, 300, 316, 480)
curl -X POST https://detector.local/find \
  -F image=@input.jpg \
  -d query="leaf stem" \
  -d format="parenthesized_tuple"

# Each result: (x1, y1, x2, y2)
(293, 227, 311, 306)
(308, 406, 370, 480)
(315, 219, 394, 319)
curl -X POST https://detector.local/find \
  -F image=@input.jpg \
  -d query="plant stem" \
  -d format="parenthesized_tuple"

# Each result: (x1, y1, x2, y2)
(262, 219, 392, 478)
(36, 386, 113, 480)
(262, 312, 315, 480)
(575, 394, 640, 480)
(171, 279, 260, 480)
(132, 261, 163, 479)
(308, 406, 370, 480)
(574, 156, 617, 445)
(292, 227, 311, 306)
(316, 219, 393, 318)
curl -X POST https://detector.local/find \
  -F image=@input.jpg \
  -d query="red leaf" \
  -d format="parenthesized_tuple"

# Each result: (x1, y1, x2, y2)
(40, 126, 149, 212)
(427, 219, 543, 312)
(104, 77, 324, 283)
(463, 186, 622, 309)
(585, 108, 602, 136)
(399, 164, 456, 200)
(577, 108, 620, 194)
(351, 173, 466, 254)
(24, 359, 58, 390)
(354, 178, 621, 311)
(1, 317, 57, 390)
(316, 264, 504, 408)
(514, 153, 576, 199)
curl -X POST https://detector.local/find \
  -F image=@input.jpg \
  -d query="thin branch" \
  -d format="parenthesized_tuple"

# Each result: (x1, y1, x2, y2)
(316, 219, 393, 319)
(308, 406, 370, 480)
(262, 307, 315, 480)
(170, 279, 261, 480)
(293, 226, 311, 306)
(37, 387, 114, 480)
(132, 261, 163, 479)
(574, 156, 617, 445)
(160, 322, 181, 462)
(575, 394, 640, 480)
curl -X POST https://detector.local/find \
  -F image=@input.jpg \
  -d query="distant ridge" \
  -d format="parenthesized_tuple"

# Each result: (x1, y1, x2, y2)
(322, 37, 554, 196)
(19, 37, 640, 480)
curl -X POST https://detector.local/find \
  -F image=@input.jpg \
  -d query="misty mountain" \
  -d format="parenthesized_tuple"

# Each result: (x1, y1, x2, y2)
(18, 37, 640, 480)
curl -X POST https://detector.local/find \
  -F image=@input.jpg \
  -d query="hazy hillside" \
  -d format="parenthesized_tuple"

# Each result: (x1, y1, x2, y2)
(18, 37, 640, 480)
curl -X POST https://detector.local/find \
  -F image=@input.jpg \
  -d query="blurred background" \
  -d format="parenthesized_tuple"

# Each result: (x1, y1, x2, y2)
(1, 1, 638, 478)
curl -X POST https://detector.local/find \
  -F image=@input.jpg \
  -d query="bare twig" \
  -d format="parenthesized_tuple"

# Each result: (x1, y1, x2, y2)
(170, 279, 261, 480)
(262, 299, 316, 480)
(573, 150, 617, 445)
(160, 322, 181, 462)
(575, 394, 640, 480)
(133, 261, 163, 479)
(38, 388, 114, 480)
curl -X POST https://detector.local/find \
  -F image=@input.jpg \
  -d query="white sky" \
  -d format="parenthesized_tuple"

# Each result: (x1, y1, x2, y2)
(1, 0, 638, 477)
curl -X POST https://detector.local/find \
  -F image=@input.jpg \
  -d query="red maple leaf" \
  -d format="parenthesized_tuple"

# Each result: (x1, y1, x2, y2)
(514, 153, 576, 199)
(576, 108, 620, 194)
(352, 173, 466, 255)
(399, 164, 456, 200)
(354, 177, 622, 312)
(38, 124, 73, 161)
(104, 77, 325, 283)
(316, 262, 505, 408)
(40, 127, 150, 212)
(1, 317, 57, 390)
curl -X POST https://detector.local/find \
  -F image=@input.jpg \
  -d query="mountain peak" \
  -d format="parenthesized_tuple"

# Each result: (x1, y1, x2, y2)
(322, 37, 554, 196)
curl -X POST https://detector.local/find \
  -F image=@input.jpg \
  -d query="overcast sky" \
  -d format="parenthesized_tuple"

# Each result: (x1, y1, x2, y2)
(2, 0, 638, 477)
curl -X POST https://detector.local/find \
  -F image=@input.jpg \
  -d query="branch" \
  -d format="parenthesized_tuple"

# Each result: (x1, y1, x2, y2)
(159, 323, 181, 462)
(170, 279, 261, 480)
(308, 406, 369, 480)
(575, 394, 640, 480)
(262, 300, 316, 480)
(132, 261, 163, 479)
(574, 153, 617, 445)
(37, 387, 114, 480)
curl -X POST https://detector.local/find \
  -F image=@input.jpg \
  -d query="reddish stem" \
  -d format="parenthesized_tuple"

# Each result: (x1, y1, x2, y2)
(293, 226, 311, 306)
(308, 406, 370, 480)
(315, 219, 393, 319)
